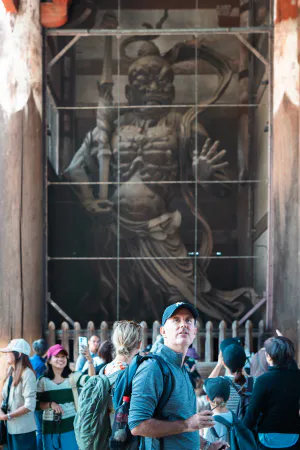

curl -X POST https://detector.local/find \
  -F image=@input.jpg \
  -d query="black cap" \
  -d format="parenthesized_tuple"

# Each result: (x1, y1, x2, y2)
(204, 377, 230, 402)
(220, 337, 242, 353)
(162, 302, 199, 326)
(223, 344, 246, 372)
(32, 339, 47, 356)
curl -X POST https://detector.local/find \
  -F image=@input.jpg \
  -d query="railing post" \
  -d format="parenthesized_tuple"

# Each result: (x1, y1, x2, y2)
(194, 320, 201, 356)
(61, 322, 70, 355)
(218, 320, 227, 350)
(140, 321, 148, 351)
(152, 321, 161, 346)
(205, 321, 213, 362)
(245, 320, 253, 353)
(100, 321, 109, 343)
(258, 320, 265, 348)
(87, 321, 95, 339)
(48, 322, 56, 348)
(232, 320, 239, 338)
(74, 322, 81, 363)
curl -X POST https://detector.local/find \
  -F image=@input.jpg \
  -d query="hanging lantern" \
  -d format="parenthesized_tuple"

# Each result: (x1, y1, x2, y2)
(41, 0, 73, 29)
(1, 0, 19, 13)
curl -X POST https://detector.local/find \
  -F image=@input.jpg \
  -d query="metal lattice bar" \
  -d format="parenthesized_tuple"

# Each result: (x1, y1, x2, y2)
(46, 26, 271, 37)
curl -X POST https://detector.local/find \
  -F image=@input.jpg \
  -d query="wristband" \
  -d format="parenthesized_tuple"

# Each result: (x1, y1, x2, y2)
(88, 361, 93, 365)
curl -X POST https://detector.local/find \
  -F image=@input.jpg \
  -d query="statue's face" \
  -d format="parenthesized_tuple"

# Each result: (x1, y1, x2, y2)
(126, 56, 175, 108)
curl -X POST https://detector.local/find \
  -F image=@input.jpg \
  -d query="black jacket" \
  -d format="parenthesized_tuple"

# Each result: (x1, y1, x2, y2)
(243, 363, 300, 433)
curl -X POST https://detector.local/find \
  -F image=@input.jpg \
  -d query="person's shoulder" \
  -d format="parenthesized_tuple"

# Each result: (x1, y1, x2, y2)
(135, 356, 166, 379)
(252, 371, 272, 386)
(71, 370, 84, 382)
(22, 367, 36, 380)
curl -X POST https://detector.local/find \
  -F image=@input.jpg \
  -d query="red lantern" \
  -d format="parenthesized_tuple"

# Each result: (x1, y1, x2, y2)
(41, 0, 73, 29)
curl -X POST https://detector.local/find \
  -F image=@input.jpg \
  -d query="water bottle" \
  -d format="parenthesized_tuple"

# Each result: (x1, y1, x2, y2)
(109, 396, 131, 449)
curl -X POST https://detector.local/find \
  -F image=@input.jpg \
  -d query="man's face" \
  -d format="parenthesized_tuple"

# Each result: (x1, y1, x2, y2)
(89, 336, 100, 353)
(161, 308, 197, 352)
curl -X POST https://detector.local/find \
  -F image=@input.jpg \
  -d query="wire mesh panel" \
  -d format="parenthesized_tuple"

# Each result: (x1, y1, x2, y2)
(45, 0, 271, 326)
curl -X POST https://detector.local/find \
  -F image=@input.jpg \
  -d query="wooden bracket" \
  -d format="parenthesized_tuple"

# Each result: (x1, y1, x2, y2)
(1, 0, 19, 13)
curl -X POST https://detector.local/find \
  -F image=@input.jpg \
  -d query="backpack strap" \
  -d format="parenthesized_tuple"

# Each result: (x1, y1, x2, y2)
(246, 376, 254, 393)
(210, 427, 220, 439)
(224, 376, 246, 396)
(214, 415, 232, 429)
(69, 373, 79, 411)
(143, 355, 174, 415)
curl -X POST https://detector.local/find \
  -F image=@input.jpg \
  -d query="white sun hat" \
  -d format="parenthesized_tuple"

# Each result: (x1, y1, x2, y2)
(0, 339, 31, 356)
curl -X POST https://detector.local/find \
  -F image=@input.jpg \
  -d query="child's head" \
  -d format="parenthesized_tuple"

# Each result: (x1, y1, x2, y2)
(204, 377, 230, 409)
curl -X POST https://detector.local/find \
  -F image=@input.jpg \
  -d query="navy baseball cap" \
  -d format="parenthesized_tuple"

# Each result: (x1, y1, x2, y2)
(223, 344, 246, 372)
(204, 377, 230, 402)
(220, 337, 242, 353)
(162, 302, 199, 326)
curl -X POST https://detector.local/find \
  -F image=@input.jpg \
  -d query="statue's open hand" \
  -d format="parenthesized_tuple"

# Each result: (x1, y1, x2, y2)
(193, 138, 229, 182)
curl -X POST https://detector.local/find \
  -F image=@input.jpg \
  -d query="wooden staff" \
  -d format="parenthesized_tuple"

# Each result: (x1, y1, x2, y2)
(98, 35, 113, 200)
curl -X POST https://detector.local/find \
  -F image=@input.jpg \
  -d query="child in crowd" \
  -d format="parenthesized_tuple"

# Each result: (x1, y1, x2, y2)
(203, 377, 257, 450)
(202, 377, 233, 445)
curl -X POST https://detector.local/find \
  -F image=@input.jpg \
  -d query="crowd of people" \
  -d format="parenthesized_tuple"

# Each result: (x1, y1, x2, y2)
(0, 302, 299, 450)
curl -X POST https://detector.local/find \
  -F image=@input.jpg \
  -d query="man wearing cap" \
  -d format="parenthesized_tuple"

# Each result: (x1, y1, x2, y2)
(128, 302, 229, 450)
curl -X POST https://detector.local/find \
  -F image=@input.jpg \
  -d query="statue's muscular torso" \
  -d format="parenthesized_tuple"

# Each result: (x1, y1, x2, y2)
(110, 112, 181, 221)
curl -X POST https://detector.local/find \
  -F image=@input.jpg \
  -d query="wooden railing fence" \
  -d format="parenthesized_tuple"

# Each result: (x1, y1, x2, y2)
(46, 319, 266, 363)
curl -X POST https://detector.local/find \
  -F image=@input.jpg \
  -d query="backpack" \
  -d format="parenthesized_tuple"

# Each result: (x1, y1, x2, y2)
(226, 376, 254, 421)
(110, 354, 174, 450)
(74, 370, 120, 450)
(211, 412, 257, 450)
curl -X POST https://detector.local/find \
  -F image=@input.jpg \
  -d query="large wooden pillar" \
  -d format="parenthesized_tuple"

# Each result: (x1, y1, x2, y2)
(271, 0, 300, 360)
(0, 1, 43, 357)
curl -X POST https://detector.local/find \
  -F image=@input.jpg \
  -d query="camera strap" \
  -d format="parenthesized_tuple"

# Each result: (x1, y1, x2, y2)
(51, 418, 62, 450)
(2, 376, 13, 414)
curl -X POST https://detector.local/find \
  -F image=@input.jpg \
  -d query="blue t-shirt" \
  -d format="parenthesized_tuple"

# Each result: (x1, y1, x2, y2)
(128, 344, 200, 450)
(30, 354, 46, 379)
(259, 433, 299, 448)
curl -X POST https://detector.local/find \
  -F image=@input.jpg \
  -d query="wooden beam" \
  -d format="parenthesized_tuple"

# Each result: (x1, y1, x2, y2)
(98, 0, 239, 9)
(75, 59, 239, 76)
(252, 213, 268, 241)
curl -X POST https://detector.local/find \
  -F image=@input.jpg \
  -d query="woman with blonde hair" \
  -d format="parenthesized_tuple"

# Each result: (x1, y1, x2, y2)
(104, 320, 142, 376)
(0, 339, 37, 450)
